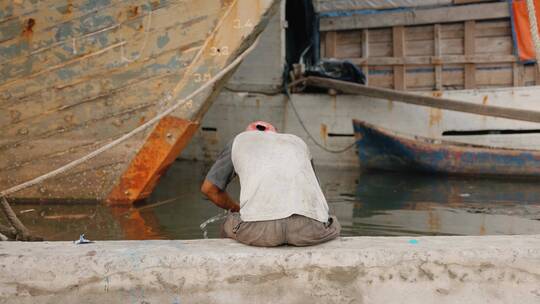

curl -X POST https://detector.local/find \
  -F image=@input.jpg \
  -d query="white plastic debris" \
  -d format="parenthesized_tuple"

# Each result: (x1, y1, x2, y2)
(73, 234, 93, 245)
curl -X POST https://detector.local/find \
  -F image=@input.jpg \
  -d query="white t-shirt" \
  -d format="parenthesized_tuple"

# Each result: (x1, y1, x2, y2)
(231, 131, 329, 222)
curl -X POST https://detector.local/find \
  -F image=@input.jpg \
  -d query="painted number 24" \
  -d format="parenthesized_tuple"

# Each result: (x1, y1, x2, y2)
(233, 19, 254, 29)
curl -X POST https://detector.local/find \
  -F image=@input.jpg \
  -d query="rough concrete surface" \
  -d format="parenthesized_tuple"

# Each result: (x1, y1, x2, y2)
(1, 236, 540, 303)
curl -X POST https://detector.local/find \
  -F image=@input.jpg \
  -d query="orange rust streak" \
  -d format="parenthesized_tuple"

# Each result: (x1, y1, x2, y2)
(21, 18, 35, 40)
(107, 116, 200, 205)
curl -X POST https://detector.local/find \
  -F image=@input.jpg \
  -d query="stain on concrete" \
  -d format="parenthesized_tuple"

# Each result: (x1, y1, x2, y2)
(324, 266, 363, 284)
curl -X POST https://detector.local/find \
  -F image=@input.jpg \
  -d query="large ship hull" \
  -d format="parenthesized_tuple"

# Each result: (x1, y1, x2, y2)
(0, 0, 279, 204)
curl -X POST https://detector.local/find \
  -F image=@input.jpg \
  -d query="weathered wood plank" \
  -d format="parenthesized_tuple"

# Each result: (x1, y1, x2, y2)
(335, 31, 362, 58)
(320, 2, 510, 31)
(464, 20, 476, 89)
(434, 24, 442, 90)
(0, 0, 201, 65)
(513, 63, 520, 87)
(0, 0, 164, 61)
(362, 29, 369, 84)
(453, 0, 494, 4)
(476, 63, 513, 88)
(314, 0, 454, 13)
(0, 2, 214, 84)
(348, 54, 517, 66)
(393, 26, 406, 90)
(325, 31, 337, 58)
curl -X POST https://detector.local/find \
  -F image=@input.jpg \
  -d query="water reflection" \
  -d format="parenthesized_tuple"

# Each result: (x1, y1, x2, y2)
(7, 161, 540, 240)
(335, 171, 540, 236)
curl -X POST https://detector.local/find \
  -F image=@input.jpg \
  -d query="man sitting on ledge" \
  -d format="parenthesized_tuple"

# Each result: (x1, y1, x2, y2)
(201, 121, 340, 247)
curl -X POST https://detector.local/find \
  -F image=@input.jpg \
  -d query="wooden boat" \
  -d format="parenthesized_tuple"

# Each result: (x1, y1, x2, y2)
(312, 0, 540, 176)
(353, 119, 540, 177)
(0, 0, 279, 204)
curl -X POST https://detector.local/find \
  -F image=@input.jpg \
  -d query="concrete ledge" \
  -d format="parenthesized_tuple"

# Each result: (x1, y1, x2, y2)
(1, 236, 540, 303)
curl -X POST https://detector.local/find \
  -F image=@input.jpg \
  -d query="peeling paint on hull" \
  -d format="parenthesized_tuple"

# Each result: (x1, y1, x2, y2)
(353, 120, 540, 177)
(0, 0, 280, 203)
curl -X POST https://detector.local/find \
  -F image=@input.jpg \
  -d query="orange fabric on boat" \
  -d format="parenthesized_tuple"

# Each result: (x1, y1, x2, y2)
(512, 0, 540, 61)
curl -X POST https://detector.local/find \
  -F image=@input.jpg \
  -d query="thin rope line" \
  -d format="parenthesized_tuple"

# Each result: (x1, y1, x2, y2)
(0, 37, 261, 198)
(285, 89, 356, 154)
(121, 9, 152, 63)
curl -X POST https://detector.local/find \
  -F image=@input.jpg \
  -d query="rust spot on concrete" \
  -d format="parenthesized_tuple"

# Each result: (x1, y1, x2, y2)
(107, 117, 199, 204)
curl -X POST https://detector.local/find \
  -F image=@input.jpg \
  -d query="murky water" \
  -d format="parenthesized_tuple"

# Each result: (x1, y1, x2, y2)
(6, 160, 540, 241)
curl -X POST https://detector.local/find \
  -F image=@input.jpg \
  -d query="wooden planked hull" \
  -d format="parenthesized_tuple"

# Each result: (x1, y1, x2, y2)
(0, 0, 279, 203)
(353, 119, 540, 177)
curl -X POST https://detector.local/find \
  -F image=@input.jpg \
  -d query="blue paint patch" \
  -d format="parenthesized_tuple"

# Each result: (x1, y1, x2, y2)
(320, 7, 411, 18)
(0, 4, 13, 19)
(408, 239, 419, 245)
(98, 33, 109, 47)
(0, 19, 22, 41)
(57, 69, 77, 80)
(80, 0, 111, 12)
(0, 42, 28, 61)
(157, 33, 170, 49)
(80, 15, 115, 35)
(55, 22, 74, 41)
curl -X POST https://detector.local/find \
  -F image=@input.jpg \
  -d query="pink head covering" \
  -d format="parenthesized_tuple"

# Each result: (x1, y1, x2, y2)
(245, 121, 277, 133)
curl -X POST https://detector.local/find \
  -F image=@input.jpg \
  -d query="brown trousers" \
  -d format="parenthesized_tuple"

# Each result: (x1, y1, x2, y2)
(222, 213, 341, 247)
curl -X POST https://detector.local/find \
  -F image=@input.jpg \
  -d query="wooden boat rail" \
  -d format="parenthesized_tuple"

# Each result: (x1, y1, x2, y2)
(291, 76, 540, 124)
(318, 1, 537, 91)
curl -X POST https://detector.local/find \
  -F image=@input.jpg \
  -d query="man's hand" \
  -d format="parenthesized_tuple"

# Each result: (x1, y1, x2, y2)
(201, 179, 240, 212)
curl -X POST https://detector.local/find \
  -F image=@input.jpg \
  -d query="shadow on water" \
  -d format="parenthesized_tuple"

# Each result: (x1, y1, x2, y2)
(5, 161, 540, 240)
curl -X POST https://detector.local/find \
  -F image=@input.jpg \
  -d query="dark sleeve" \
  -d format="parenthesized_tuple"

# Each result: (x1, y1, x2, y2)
(205, 140, 235, 190)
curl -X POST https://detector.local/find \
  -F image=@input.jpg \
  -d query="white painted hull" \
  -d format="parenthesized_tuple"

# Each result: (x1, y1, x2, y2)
(352, 86, 540, 150)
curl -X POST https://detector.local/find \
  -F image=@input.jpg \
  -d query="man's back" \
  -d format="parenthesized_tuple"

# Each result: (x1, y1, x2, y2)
(232, 131, 329, 222)
(201, 121, 340, 247)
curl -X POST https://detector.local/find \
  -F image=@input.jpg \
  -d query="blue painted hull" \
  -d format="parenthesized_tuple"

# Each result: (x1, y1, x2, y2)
(353, 119, 540, 177)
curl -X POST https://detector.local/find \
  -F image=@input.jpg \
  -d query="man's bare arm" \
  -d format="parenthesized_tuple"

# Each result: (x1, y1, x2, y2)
(201, 179, 240, 212)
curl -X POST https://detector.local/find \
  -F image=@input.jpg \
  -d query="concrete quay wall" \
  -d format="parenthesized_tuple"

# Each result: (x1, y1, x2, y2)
(1, 236, 540, 303)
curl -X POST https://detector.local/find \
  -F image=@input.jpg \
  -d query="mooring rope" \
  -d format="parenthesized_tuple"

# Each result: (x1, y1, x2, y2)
(525, 0, 540, 71)
(0, 37, 261, 198)
(284, 89, 356, 154)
